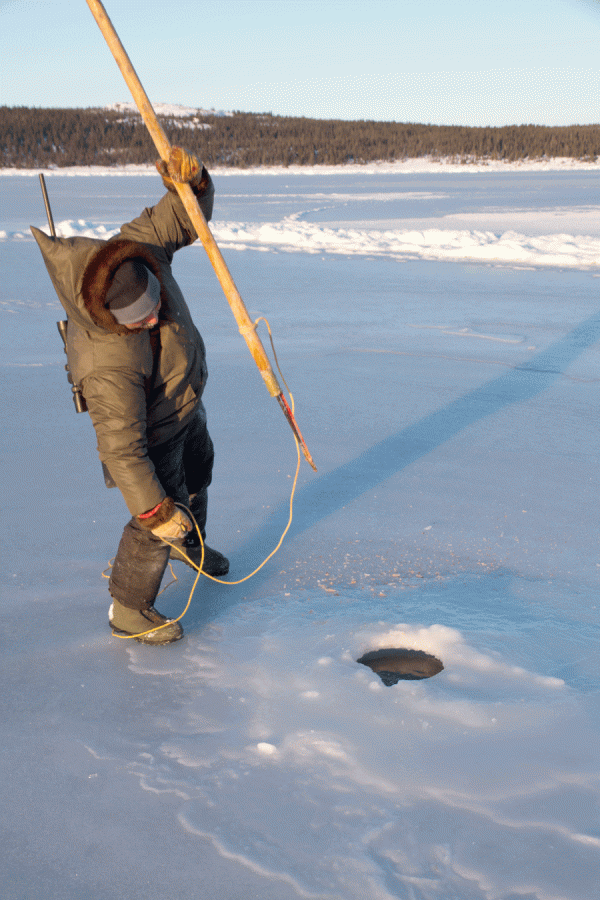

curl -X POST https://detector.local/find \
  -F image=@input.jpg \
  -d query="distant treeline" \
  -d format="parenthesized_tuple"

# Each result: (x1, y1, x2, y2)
(2, 106, 599, 168)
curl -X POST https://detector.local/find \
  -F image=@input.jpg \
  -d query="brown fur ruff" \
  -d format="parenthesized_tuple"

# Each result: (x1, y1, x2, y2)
(136, 496, 175, 530)
(81, 239, 167, 334)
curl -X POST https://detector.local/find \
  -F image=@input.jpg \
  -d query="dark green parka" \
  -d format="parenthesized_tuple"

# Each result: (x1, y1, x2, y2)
(32, 171, 215, 517)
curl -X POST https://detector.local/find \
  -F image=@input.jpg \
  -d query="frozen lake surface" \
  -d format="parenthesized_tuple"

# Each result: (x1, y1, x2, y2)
(1, 164, 599, 899)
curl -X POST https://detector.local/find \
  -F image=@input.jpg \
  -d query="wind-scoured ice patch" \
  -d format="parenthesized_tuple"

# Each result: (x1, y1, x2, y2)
(267, 191, 450, 203)
(119, 595, 596, 900)
(409, 324, 525, 343)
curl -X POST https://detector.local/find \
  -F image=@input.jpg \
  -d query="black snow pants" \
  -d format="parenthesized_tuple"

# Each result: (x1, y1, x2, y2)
(108, 405, 214, 610)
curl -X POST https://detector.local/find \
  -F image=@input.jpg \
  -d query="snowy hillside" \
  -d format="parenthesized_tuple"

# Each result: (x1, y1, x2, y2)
(107, 100, 234, 127)
(107, 101, 234, 118)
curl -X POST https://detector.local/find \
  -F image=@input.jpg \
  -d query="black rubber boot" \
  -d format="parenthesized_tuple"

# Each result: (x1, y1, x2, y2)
(169, 539, 229, 576)
(108, 598, 183, 644)
(109, 518, 171, 609)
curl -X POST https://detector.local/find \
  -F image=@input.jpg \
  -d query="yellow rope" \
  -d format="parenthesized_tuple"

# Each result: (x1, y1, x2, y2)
(109, 317, 302, 640)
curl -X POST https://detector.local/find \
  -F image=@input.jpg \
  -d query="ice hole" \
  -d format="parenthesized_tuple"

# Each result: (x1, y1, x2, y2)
(357, 648, 444, 686)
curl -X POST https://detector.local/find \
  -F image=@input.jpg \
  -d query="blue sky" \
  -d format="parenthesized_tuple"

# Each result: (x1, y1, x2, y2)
(1, 0, 599, 126)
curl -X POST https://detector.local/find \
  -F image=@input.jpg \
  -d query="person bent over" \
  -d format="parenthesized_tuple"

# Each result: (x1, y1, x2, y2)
(32, 148, 228, 644)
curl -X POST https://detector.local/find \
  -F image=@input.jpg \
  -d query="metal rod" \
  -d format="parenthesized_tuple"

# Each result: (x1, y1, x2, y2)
(39, 173, 56, 237)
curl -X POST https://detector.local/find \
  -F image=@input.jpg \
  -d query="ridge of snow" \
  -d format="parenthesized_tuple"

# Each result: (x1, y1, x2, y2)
(6, 216, 598, 271)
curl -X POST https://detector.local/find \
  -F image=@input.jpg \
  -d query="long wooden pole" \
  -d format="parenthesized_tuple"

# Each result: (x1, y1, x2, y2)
(85, 0, 316, 471)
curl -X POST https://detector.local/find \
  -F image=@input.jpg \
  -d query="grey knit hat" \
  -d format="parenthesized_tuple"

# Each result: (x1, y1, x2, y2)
(106, 260, 161, 325)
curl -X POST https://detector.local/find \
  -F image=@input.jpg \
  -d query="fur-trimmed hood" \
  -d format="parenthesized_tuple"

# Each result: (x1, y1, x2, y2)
(31, 229, 166, 335)
(81, 238, 168, 334)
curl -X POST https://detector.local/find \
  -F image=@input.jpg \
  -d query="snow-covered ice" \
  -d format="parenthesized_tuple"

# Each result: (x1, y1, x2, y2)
(1, 163, 599, 899)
